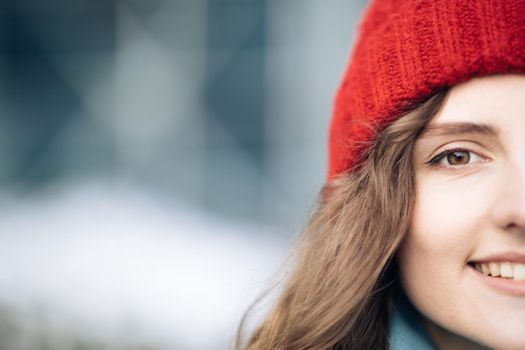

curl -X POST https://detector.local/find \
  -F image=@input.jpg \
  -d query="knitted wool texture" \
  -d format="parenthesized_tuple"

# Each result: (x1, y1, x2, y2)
(328, 0, 525, 180)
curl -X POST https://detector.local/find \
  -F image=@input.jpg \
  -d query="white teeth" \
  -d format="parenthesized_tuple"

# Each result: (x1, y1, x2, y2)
(489, 262, 501, 277)
(500, 262, 513, 278)
(514, 264, 525, 281)
(476, 262, 525, 280)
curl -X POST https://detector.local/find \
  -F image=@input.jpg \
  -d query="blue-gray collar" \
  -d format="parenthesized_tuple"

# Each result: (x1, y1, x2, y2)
(388, 295, 437, 350)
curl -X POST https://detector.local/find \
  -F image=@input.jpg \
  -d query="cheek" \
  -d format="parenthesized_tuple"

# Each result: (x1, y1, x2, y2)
(411, 181, 489, 250)
(395, 175, 522, 347)
(396, 181, 491, 324)
(400, 176, 492, 277)
(400, 186, 485, 270)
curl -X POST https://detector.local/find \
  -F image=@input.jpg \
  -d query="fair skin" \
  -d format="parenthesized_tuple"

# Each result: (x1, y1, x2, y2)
(397, 74, 525, 350)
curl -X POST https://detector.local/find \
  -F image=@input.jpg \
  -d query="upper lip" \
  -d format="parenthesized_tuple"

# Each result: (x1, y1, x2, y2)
(470, 252, 525, 264)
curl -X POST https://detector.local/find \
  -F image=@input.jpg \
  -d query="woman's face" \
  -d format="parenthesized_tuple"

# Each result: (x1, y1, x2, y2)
(398, 74, 525, 350)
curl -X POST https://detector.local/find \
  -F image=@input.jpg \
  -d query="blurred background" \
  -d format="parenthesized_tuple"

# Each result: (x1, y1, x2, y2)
(0, 0, 366, 349)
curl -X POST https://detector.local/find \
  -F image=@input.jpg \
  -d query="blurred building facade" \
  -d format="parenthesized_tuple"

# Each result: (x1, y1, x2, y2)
(0, 0, 366, 227)
(0, 1, 367, 349)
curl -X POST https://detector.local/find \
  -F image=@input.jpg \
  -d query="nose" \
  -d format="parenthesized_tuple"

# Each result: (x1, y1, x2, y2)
(492, 163, 525, 232)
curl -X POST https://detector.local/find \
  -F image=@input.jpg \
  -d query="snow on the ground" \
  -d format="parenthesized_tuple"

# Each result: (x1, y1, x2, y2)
(0, 180, 291, 349)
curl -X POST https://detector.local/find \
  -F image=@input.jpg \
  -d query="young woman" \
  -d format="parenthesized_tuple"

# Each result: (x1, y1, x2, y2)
(237, 1, 525, 349)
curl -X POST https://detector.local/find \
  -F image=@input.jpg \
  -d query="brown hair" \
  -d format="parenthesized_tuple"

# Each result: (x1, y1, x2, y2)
(236, 90, 449, 350)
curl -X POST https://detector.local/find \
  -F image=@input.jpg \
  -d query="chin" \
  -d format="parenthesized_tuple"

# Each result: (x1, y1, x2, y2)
(482, 338, 525, 350)
(466, 325, 525, 350)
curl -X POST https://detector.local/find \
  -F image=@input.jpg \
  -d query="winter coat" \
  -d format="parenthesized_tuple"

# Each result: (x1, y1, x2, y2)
(388, 294, 436, 350)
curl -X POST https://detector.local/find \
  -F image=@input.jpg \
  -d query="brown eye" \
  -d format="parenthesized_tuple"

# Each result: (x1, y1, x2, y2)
(428, 148, 484, 167)
(446, 150, 470, 165)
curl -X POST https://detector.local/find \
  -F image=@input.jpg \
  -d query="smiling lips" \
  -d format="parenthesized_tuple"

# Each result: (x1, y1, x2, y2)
(473, 262, 525, 280)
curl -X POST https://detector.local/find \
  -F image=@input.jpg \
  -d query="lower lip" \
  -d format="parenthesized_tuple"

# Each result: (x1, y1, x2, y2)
(468, 265, 525, 297)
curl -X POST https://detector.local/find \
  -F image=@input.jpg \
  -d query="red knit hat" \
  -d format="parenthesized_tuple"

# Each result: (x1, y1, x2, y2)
(328, 0, 525, 180)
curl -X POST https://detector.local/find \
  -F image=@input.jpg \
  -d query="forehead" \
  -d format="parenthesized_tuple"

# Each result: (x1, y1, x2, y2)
(431, 74, 525, 128)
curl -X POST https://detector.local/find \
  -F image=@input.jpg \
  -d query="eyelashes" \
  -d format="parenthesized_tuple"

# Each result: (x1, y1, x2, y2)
(426, 148, 485, 167)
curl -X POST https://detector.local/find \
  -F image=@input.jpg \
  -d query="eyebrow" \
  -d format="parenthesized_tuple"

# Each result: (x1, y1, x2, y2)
(419, 122, 500, 138)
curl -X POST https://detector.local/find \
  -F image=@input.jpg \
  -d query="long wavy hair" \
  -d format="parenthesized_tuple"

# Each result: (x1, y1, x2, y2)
(236, 89, 449, 350)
